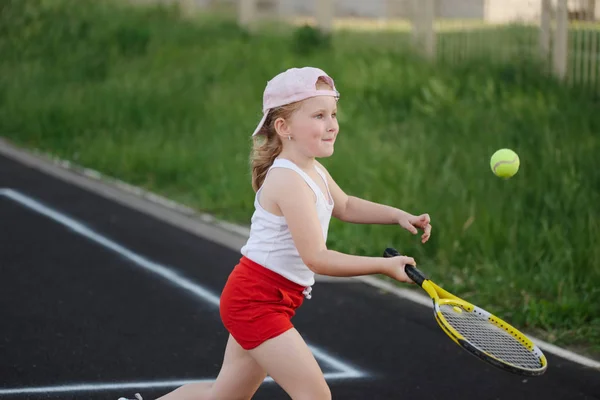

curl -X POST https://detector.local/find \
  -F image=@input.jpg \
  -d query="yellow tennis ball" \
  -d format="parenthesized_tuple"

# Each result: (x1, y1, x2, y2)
(490, 149, 520, 178)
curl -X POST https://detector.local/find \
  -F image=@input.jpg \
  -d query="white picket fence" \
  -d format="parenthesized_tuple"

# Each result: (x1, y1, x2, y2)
(156, 0, 600, 91)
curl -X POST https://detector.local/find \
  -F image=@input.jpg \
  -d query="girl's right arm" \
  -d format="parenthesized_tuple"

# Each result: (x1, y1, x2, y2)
(267, 168, 415, 282)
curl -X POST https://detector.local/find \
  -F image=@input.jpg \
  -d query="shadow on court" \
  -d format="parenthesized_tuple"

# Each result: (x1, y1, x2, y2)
(1, 153, 599, 400)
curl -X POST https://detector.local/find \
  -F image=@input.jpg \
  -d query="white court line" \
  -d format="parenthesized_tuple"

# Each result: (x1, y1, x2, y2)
(0, 374, 353, 396)
(2, 188, 221, 306)
(0, 189, 365, 396)
(0, 372, 358, 396)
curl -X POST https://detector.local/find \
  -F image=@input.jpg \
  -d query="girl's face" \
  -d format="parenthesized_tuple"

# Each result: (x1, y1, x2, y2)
(286, 94, 339, 158)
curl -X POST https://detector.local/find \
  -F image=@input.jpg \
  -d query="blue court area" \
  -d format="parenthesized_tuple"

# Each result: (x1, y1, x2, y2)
(1, 153, 599, 400)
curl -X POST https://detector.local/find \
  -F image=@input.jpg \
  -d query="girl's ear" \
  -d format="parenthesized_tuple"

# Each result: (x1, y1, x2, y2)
(274, 117, 291, 139)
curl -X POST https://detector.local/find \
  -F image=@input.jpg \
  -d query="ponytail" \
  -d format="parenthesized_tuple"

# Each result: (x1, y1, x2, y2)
(250, 102, 301, 191)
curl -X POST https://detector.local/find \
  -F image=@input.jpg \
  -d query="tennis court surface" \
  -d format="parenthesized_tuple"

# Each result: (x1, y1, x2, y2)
(1, 150, 599, 400)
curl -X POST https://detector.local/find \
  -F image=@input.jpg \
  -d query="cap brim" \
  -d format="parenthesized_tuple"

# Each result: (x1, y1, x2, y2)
(251, 111, 269, 136)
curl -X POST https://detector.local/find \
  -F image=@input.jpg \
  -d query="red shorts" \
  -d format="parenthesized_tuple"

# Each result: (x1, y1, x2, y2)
(219, 256, 307, 350)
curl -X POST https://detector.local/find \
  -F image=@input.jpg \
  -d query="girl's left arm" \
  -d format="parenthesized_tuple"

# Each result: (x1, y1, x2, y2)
(317, 162, 432, 243)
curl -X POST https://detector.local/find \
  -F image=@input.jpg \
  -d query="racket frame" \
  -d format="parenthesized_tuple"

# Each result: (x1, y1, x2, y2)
(383, 247, 548, 376)
(424, 280, 548, 376)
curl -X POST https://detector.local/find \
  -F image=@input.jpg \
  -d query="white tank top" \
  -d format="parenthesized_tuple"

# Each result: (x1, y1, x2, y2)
(240, 158, 334, 287)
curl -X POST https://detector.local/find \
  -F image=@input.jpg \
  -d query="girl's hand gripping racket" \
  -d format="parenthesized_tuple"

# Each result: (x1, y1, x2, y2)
(383, 247, 548, 376)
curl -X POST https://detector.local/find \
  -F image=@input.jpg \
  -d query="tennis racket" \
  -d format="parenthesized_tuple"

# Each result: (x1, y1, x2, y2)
(383, 247, 548, 376)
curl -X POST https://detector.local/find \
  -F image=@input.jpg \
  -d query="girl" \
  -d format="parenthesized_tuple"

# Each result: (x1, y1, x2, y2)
(120, 66, 431, 400)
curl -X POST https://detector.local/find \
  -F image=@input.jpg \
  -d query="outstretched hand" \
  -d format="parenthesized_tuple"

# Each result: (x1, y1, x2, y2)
(398, 212, 432, 243)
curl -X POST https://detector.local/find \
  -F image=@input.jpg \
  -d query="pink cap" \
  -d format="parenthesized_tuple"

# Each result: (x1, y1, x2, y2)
(251, 67, 340, 136)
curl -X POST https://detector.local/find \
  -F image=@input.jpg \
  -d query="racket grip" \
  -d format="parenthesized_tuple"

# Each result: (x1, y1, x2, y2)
(382, 247, 428, 286)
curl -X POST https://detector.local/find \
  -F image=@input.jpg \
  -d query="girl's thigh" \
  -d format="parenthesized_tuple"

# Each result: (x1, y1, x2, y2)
(210, 334, 267, 400)
(248, 328, 331, 400)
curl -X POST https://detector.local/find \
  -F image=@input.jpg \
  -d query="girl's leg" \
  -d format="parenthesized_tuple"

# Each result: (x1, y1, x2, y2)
(248, 328, 331, 400)
(156, 335, 267, 400)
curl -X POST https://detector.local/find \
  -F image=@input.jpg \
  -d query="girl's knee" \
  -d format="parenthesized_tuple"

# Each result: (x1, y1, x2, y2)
(319, 385, 332, 400)
(207, 383, 260, 400)
(295, 383, 331, 400)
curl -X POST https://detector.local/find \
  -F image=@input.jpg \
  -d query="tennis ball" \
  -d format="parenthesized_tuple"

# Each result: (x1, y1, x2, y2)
(490, 149, 520, 178)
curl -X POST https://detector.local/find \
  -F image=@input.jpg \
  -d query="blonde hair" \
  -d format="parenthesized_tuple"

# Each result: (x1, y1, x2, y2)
(250, 102, 301, 192)
(250, 78, 334, 192)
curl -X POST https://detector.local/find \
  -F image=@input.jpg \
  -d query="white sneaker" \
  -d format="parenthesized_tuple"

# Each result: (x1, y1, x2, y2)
(117, 394, 143, 400)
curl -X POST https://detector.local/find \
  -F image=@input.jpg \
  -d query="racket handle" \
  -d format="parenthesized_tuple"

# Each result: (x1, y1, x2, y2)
(382, 247, 428, 286)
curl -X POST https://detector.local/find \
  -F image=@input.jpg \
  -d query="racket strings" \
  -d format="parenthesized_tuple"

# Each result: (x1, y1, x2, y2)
(439, 305, 542, 370)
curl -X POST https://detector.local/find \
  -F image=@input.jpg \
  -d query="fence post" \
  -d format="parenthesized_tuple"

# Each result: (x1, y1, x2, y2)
(411, 0, 436, 60)
(239, 0, 257, 28)
(553, 0, 568, 80)
(316, 0, 334, 33)
(539, 0, 552, 63)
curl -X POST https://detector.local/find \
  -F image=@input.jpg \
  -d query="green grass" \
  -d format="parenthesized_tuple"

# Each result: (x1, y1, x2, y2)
(1, 0, 600, 355)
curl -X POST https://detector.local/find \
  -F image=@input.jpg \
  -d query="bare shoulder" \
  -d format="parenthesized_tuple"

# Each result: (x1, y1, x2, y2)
(260, 167, 316, 205)
(263, 167, 306, 191)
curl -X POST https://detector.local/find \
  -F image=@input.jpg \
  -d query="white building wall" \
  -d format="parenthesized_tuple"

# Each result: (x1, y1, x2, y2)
(485, 0, 542, 23)
(277, 0, 483, 19)
(159, 0, 599, 22)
